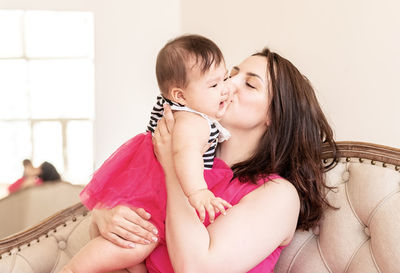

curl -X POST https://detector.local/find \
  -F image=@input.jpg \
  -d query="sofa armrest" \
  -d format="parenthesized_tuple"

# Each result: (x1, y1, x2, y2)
(0, 203, 91, 273)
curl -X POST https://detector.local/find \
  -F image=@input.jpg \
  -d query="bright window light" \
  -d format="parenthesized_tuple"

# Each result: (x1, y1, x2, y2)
(0, 60, 29, 119)
(0, 121, 31, 181)
(66, 121, 94, 183)
(0, 10, 24, 58)
(29, 59, 94, 119)
(0, 10, 94, 186)
(32, 121, 64, 173)
(25, 11, 94, 58)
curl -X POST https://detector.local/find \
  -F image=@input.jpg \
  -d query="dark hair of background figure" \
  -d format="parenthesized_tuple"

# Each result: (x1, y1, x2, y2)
(39, 161, 61, 182)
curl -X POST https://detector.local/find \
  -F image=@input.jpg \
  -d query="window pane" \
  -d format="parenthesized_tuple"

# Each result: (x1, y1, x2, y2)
(0, 121, 31, 182)
(29, 60, 94, 119)
(25, 11, 94, 58)
(0, 60, 29, 119)
(0, 10, 23, 58)
(32, 121, 63, 174)
(65, 121, 93, 184)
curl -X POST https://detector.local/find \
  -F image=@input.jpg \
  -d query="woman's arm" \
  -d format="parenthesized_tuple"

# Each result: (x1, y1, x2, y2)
(154, 105, 300, 273)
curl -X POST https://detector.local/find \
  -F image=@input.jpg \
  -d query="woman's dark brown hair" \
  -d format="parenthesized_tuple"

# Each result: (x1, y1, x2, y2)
(231, 48, 338, 230)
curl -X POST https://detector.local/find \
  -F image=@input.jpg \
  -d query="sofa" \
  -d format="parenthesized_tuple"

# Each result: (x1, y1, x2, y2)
(0, 142, 399, 273)
(0, 182, 84, 239)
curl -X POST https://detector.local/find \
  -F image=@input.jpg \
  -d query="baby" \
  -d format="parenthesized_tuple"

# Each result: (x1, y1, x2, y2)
(61, 34, 232, 273)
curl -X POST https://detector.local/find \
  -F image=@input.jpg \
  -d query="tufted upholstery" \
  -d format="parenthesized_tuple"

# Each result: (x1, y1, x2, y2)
(275, 142, 400, 273)
(0, 142, 399, 272)
(0, 203, 91, 272)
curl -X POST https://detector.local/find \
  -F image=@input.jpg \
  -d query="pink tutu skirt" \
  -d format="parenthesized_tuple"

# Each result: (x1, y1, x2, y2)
(80, 132, 232, 241)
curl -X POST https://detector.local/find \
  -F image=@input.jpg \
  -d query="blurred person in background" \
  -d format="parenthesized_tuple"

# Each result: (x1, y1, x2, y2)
(8, 159, 61, 194)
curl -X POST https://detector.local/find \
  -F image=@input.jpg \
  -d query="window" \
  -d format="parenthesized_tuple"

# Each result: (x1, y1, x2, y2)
(0, 10, 94, 184)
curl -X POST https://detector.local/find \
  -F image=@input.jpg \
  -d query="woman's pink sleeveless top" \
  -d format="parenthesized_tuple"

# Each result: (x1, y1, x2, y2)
(146, 158, 289, 273)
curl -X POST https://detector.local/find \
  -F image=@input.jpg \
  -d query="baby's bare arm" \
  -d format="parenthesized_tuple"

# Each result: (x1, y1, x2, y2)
(172, 112, 231, 222)
(172, 112, 210, 196)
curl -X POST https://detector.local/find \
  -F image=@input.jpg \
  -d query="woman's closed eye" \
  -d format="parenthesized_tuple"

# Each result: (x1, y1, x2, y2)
(246, 82, 256, 89)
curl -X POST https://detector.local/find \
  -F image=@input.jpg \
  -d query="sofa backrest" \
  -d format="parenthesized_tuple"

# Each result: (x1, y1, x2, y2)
(275, 142, 400, 273)
(0, 182, 84, 239)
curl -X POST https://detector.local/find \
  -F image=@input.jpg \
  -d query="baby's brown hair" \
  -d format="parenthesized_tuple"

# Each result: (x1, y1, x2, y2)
(156, 34, 224, 95)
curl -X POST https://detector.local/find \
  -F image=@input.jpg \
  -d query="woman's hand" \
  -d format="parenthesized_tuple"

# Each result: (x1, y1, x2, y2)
(152, 103, 175, 169)
(91, 205, 159, 248)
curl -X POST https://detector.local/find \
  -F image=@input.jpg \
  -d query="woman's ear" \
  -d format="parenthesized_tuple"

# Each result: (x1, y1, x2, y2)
(170, 87, 187, 105)
(265, 115, 271, 127)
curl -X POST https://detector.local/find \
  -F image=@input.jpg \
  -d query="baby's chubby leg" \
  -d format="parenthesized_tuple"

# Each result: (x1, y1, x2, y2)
(110, 262, 148, 273)
(60, 234, 157, 273)
(89, 221, 100, 238)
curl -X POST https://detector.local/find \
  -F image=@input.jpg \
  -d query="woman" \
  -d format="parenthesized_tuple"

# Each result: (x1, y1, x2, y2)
(91, 48, 337, 272)
(8, 160, 61, 194)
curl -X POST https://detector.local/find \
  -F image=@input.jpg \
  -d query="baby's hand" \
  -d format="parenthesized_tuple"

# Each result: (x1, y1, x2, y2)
(188, 189, 232, 223)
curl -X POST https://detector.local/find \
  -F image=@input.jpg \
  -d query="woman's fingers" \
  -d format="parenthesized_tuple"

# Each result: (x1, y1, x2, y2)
(201, 142, 212, 155)
(134, 207, 151, 220)
(106, 232, 136, 248)
(117, 218, 158, 244)
(131, 207, 158, 233)
(122, 207, 158, 236)
(114, 224, 156, 245)
(163, 103, 175, 133)
(158, 118, 169, 138)
(95, 205, 158, 246)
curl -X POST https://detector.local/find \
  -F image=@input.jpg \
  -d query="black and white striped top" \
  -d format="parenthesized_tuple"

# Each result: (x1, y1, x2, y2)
(147, 95, 230, 169)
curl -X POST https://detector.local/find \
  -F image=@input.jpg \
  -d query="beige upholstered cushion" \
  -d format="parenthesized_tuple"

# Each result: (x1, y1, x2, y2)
(276, 144, 400, 273)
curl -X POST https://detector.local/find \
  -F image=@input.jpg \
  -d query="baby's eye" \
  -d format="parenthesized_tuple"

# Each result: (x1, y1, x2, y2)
(223, 77, 229, 81)
(210, 83, 218, 88)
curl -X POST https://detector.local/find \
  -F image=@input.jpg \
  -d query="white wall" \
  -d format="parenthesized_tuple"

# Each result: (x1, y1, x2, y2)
(181, 0, 400, 148)
(0, 0, 181, 169)
(1, 0, 399, 179)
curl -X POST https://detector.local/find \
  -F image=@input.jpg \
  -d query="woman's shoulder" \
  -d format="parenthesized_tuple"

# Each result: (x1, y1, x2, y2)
(241, 176, 300, 224)
(255, 176, 299, 204)
(231, 176, 299, 247)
